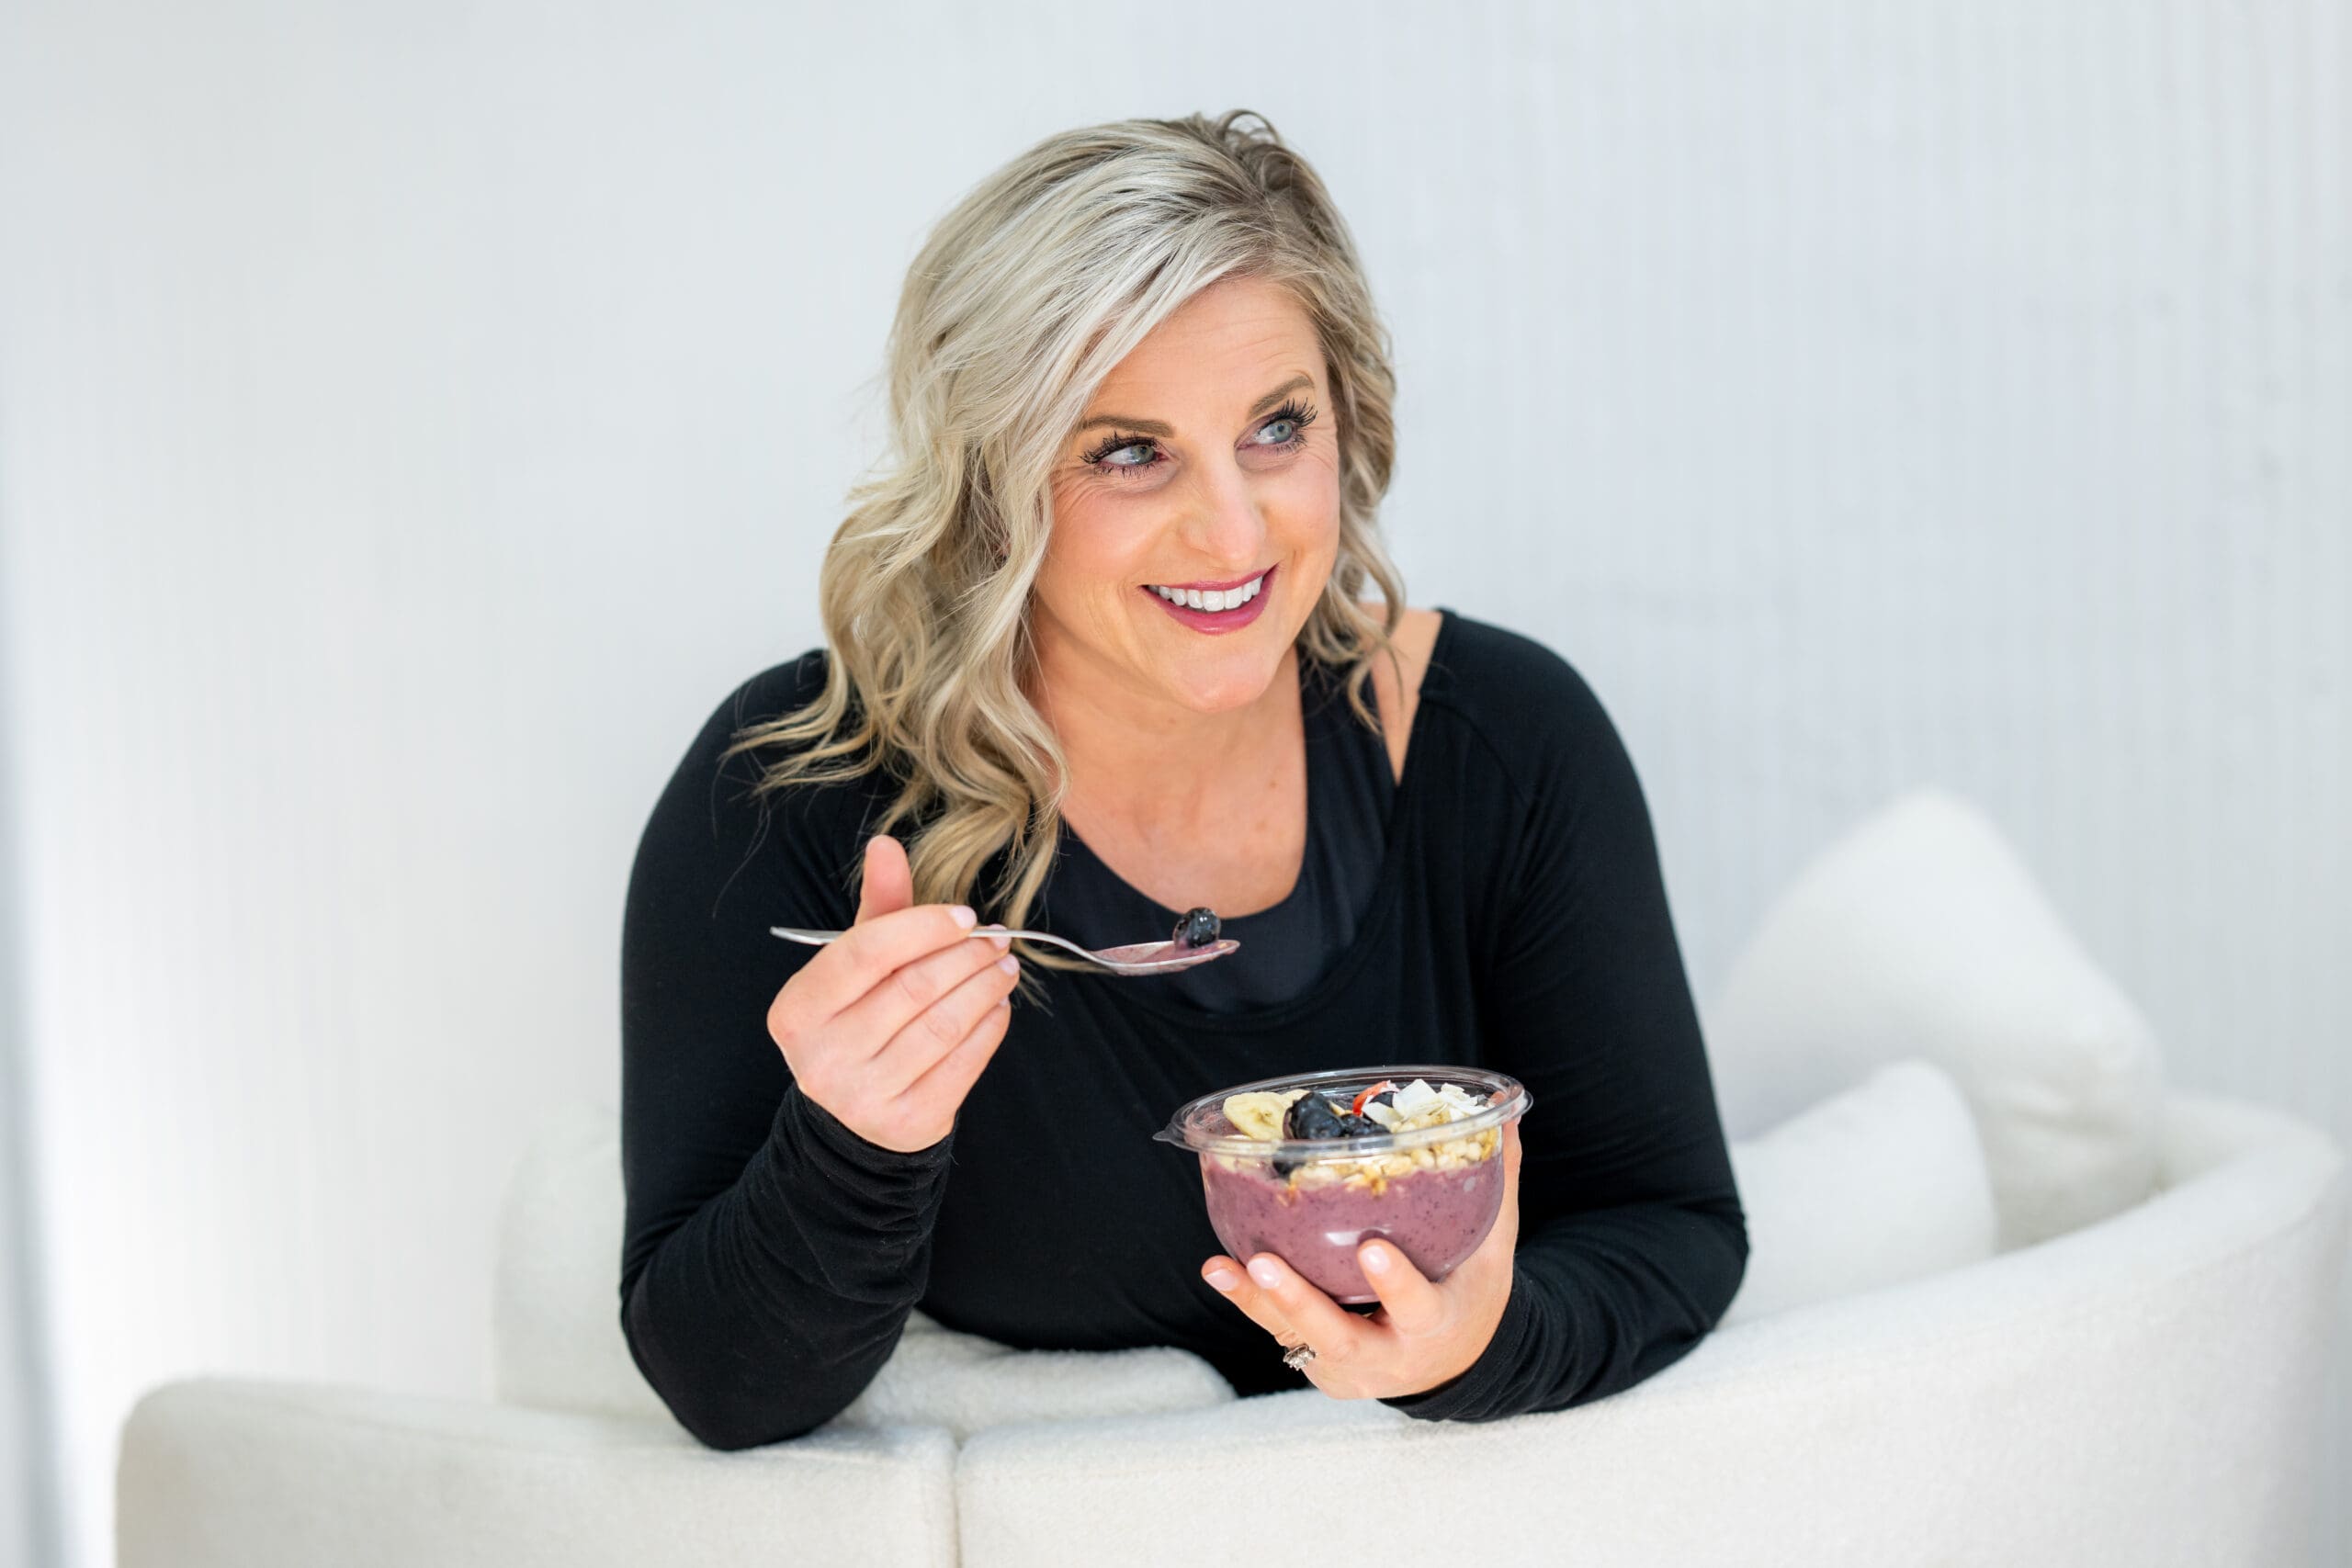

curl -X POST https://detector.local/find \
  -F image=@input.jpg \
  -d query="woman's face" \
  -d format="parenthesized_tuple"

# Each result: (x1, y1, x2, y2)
(1033, 275, 1342, 717)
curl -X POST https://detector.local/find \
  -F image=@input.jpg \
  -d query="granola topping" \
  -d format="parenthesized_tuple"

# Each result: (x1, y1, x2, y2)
(1216, 1077, 1502, 1190)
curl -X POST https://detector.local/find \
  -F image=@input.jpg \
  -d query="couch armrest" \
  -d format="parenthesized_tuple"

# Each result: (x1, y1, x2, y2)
(956, 1094, 2346, 1568)
(119, 1377, 955, 1568)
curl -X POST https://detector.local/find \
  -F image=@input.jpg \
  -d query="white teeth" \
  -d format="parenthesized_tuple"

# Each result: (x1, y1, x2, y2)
(1150, 573, 1263, 611)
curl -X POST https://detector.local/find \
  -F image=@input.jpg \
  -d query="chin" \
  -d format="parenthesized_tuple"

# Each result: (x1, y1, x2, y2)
(1156, 649, 1287, 711)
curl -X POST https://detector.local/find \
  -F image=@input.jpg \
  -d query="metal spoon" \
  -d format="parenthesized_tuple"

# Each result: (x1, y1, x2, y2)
(769, 925, 1239, 976)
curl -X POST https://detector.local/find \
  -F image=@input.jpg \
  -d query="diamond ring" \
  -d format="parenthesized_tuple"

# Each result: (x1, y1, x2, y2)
(1282, 1341, 1317, 1371)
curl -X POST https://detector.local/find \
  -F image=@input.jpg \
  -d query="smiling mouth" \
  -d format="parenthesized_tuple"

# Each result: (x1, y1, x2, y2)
(1140, 563, 1274, 613)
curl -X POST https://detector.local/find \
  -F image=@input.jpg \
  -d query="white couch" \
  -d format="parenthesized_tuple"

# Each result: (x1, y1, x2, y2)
(117, 792, 2350, 1566)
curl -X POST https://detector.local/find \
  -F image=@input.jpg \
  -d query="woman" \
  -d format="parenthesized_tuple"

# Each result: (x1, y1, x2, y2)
(619, 109, 1747, 1450)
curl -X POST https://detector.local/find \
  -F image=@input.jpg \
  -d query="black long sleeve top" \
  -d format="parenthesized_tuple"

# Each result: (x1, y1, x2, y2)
(618, 607, 1747, 1450)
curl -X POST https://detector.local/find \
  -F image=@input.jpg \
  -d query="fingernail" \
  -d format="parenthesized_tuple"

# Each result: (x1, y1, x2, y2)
(1362, 1243, 1390, 1274)
(1247, 1258, 1281, 1289)
(988, 931, 1012, 951)
(996, 955, 1020, 976)
(950, 905, 977, 929)
(1204, 1268, 1240, 1293)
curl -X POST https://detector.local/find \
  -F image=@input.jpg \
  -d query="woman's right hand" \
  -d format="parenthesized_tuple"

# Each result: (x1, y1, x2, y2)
(765, 833, 1022, 1154)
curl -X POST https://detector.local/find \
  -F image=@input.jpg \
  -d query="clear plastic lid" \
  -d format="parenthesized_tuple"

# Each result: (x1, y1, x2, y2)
(1153, 1064, 1532, 1164)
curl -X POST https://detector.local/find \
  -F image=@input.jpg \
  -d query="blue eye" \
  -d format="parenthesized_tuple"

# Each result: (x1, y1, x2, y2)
(1081, 399, 1318, 480)
(1091, 438, 1159, 474)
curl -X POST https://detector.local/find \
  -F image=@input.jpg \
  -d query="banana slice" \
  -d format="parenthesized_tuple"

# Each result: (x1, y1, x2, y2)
(1221, 1089, 1306, 1141)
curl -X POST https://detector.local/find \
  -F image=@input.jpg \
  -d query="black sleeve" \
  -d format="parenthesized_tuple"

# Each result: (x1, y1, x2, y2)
(617, 664, 955, 1450)
(1380, 643, 1748, 1423)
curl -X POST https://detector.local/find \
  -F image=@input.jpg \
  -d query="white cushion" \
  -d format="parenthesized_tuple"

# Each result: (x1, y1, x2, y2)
(1704, 789, 2164, 1249)
(1720, 1059, 1996, 1324)
(493, 1104, 671, 1425)
(119, 1380, 959, 1568)
(492, 1103, 1231, 1438)
(839, 1313, 1231, 1441)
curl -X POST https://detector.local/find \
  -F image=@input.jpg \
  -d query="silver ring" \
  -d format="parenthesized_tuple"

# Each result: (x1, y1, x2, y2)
(1282, 1341, 1317, 1371)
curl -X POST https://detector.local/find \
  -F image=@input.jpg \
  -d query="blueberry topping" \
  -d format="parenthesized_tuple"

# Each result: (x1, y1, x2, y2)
(1282, 1093, 1351, 1143)
(1173, 906, 1222, 949)
(1271, 1094, 1386, 1178)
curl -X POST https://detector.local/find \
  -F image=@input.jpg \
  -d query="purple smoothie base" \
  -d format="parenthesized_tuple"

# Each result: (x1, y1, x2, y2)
(1198, 1151, 1503, 1303)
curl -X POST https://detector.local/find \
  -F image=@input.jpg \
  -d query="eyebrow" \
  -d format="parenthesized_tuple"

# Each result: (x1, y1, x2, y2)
(1073, 373, 1315, 440)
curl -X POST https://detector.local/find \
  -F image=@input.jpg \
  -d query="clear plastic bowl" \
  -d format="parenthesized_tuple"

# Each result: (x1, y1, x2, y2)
(1155, 1065, 1532, 1304)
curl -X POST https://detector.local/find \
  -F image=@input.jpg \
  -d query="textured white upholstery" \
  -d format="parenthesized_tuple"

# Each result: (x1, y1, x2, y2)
(953, 1094, 2344, 1568)
(116, 1380, 955, 1568)
(117, 1091, 2344, 1568)
(1721, 1057, 1996, 1324)
(116, 792, 2347, 1567)
(1706, 789, 2165, 1249)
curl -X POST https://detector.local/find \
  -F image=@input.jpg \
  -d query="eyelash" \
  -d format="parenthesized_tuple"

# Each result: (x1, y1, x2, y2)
(1080, 398, 1319, 479)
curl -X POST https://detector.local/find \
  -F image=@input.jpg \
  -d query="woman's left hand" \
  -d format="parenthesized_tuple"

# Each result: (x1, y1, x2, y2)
(1200, 1118, 1522, 1399)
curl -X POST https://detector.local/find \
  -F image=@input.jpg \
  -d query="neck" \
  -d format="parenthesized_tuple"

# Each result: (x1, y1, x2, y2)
(1026, 637, 1300, 838)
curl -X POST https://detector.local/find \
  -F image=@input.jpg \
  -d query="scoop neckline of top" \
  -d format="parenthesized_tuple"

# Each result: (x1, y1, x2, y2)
(1055, 637, 1356, 929)
(1073, 604, 1460, 1033)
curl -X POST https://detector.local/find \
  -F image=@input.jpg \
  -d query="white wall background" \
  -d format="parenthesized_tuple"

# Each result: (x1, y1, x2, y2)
(1, 3, 2345, 1565)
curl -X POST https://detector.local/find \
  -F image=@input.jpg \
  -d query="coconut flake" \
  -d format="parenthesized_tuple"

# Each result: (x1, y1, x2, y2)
(1390, 1079, 1442, 1118)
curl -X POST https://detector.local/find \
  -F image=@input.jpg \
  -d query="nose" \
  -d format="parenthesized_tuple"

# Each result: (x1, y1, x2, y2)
(1173, 465, 1270, 573)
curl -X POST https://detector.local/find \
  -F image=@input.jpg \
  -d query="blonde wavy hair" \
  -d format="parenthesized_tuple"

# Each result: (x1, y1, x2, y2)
(722, 107, 1408, 996)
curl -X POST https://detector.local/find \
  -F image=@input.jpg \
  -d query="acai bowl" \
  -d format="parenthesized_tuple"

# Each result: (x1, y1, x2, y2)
(1156, 1066, 1532, 1304)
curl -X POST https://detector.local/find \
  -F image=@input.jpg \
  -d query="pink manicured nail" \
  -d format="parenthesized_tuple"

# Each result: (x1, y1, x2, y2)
(950, 905, 978, 929)
(1362, 1243, 1391, 1274)
(1247, 1257, 1282, 1289)
(1204, 1268, 1240, 1293)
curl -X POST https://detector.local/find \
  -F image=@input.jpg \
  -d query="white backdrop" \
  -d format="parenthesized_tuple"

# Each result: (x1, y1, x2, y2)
(1, 3, 2346, 1566)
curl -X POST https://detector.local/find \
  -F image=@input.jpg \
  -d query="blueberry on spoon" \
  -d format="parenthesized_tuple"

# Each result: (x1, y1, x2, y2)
(1173, 906, 1221, 950)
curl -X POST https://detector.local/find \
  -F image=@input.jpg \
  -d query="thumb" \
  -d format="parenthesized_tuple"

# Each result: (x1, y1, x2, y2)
(854, 833, 915, 925)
